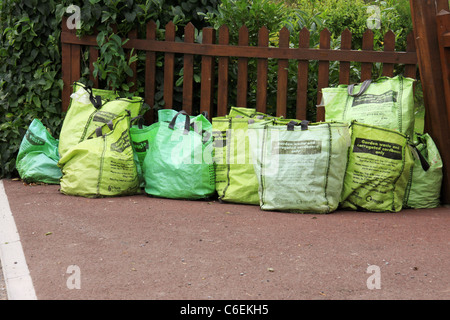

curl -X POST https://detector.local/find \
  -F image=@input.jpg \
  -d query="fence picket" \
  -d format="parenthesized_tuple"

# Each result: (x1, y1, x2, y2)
(296, 28, 310, 120)
(316, 28, 331, 122)
(164, 21, 176, 109)
(218, 25, 229, 116)
(183, 22, 195, 115)
(277, 27, 290, 117)
(145, 20, 156, 123)
(361, 29, 374, 81)
(237, 26, 249, 109)
(382, 30, 396, 77)
(200, 27, 215, 116)
(339, 29, 352, 84)
(256, 26, 269, 114)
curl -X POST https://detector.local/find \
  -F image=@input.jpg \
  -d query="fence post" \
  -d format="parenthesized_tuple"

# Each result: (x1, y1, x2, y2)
(410, 0, 450, 204)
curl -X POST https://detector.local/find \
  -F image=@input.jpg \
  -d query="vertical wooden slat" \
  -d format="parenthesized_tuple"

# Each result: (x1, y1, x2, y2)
(127, 28, 138, 92)
(276, 27, 290, 118)
(70, 44, 81, 86)
(61, 16, 72, 112)
(182, 23, 195, 115)
(237, 26, 249, 108)
(410, 0, 450, 204)
(217, 25, 229, 116)
(256, 26, 269, 114)
(89, 46, 99, 88)
(339, 28, 352, 85)
(382, 30, 395, 77)
(296, 27, 310, 120)
(145, 20, 156, 124)
(164, 21, 176, 109)
(200, 27, 215, 116)
(316, 28, 331, 122)
(404, 32, 418, 79)
(361, 29, 374, 81)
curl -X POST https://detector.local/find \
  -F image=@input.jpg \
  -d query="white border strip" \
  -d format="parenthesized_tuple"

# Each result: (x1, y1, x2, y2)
(0, 180, 37, 300)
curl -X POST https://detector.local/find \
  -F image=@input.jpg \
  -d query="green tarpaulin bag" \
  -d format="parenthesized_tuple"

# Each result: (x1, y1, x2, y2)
(130, 117, 158, 188)
(340, 121, 414, 212)
(59, 82, 142, 157)
(212, 107, 274, 205)
(248, 120, 350, 213)
(403, 133, 443, 208)
(16, 119, 62, 184)
(323, 75, 415, 138)
(143, 110, 215, 200)
(58, 111, 139, 198)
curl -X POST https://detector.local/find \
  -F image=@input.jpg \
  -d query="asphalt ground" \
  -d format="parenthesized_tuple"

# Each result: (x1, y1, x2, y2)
(0, 178, 449, 304)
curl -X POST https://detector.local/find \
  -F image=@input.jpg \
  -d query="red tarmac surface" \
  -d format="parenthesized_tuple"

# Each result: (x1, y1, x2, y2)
(1, 178, 449, 300)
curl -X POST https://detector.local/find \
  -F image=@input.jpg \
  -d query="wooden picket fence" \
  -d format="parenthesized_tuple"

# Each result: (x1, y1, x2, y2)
(60, 17, 418, 124)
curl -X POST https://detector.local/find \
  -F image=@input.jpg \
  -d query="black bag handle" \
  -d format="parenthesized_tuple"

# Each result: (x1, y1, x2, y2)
(131, 115, 145, 129)
(287, 120, 309, 131)
(168, 110, 190, 135)
(348, 79, 372, 97)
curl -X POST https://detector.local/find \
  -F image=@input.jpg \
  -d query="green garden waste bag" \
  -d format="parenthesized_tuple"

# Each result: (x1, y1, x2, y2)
(212, 107, 274, 205)
(403, 133, 443, 208)
(340, 121, 414, 212)
(58, 82, 142, 157)
(248, 120, 350, 213)
(16, 119, 62, 184)
(58, 111, 139, 198)
(323, 76, 415, 138)
(130, 117, 158, 188)
(143, 110, 215, 200)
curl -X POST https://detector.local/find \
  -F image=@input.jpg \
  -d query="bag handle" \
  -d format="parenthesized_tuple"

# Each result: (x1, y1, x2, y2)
(95, 120, 114, 137)
(347, 79, 372, 97)
(287, 120, 309, 131)
(168, 110, 190, 135)
(131, 115, 145, 129)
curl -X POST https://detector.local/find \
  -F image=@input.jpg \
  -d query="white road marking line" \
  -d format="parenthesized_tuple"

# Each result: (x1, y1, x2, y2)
(0, 180, 37, 300)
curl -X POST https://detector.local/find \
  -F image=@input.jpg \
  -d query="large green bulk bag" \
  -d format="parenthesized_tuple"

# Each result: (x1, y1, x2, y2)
(58, 111, 139, 198)
(15, 119, 62, 184)
(248, 120, 350, 213)
(323, 76, 415, 138)
(143, 110, 215, 200)
(340, 121, 414, 212)
(58, 82, 142, 157)
(403, 133, 443, 208)
(212, 108, 274, 205)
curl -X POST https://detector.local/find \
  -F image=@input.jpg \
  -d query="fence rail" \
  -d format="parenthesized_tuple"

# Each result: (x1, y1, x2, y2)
(61, 17, 417, 124)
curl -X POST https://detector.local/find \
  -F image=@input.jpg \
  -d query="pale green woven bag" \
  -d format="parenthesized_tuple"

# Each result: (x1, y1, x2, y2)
(59, 82, 142, 157)
(249, 120, 350, 213)
(58, 111, 139, 198)
(213, 107, 274, 205)
(340, 121, 414, 212)
(323, 76, 415, 138)
(403, 133, 443, 208)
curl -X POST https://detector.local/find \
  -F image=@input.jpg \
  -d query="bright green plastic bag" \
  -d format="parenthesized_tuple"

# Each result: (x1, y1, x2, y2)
(58, 111, 139, 198)
(340, 121, 414, 212)
(249, 120, 350, 213)
(403, 133, 443, 208)
(130, 117, 158, 188)
(16, 119, 62, 184)
(212, 107, 274, 205)
(59, 82, 142, 157)
(143, 110, 215, 200)
(323, 76, 415, 138)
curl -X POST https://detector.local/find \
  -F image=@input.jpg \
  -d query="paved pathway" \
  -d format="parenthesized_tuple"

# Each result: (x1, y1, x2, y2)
(1, 178, 449, 301)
